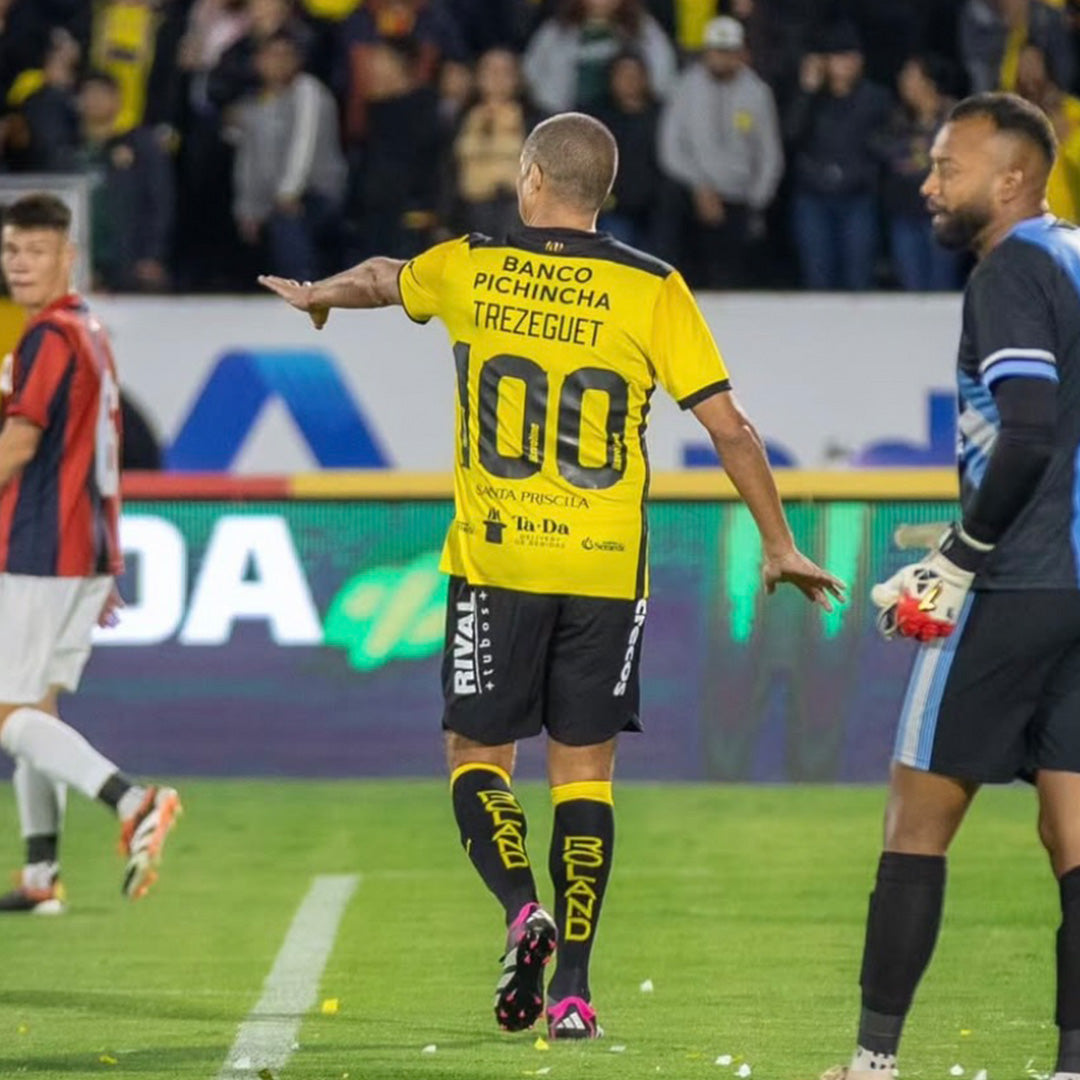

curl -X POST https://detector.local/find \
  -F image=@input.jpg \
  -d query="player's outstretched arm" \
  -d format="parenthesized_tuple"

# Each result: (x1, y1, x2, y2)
(258, 256, 406, 330)
(0, 417, 42, 492)
(692, 392, 847, 612)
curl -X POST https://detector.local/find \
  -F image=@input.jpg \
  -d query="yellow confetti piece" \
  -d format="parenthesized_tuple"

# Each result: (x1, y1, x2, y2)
(960, 1029, 973, 1037)
(16, 1023, 28, 1036)
(99, 1055, 117, 1066)
(534, 1036, 550, 1051)
(320, 998, 340, 1015)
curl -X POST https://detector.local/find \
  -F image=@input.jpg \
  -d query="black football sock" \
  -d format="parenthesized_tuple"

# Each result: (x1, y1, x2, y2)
(96, 772, 134, 812)
(547, 782, 615, 1004)
(1056, 867, 1080, 1072)
(451, 764, 537, 922)
(26, 834, 58, 865)
(857, 852, 946, 1056)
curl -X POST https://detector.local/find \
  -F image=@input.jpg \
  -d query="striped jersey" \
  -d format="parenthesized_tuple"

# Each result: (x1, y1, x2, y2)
(0, 293, 122, 577)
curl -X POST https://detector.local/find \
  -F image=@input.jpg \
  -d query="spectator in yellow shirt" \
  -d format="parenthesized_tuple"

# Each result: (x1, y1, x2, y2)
(1016, 42, 1080, 221)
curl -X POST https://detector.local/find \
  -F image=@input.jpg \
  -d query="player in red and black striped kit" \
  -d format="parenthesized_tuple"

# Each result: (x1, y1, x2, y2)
(0, 194, 180, 913)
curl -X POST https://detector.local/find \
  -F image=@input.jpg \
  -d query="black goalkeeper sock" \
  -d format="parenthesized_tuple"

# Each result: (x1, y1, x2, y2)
(451, 764, 537, 922)
(1056, 867, 1080, 1071)
(547, 782, 615, 1004)
(857, 852, 946, 1055)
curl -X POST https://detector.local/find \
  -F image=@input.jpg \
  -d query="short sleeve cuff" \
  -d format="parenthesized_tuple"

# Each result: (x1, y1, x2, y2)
(4, 401, 48, 428)
(397, 263, 431, 325)
(678, 379, 731, 410)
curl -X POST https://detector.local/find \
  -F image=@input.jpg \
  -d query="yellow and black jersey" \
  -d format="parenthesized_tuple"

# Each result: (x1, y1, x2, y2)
(399, 226, 730, 601)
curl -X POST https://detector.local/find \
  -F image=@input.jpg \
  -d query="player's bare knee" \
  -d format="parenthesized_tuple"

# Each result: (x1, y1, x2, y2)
(444, 731, 516, 777)
(547, 737, 616, 787)
(884, 798, 964, 855)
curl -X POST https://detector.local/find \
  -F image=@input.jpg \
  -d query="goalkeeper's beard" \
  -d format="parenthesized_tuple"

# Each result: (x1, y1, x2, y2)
(931, 203, 992, 251)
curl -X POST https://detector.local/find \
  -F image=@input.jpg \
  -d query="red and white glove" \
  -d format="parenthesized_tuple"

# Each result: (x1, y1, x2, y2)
(872, 524, 993, 642)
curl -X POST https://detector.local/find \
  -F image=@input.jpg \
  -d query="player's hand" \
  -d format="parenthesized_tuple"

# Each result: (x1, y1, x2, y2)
(762, 548, 847, 612)
(871, 524, 990, 642)
(98, 583, 124, 629)
(257, 275, 330, 330)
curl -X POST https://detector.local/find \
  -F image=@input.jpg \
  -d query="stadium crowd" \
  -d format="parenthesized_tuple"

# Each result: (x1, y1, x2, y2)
(0, 0, 1078, 293)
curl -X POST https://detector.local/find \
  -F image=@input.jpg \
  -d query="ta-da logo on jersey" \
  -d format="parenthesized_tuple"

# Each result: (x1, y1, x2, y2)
(484, 508, 507, 544)
(452, 589, 495, 696)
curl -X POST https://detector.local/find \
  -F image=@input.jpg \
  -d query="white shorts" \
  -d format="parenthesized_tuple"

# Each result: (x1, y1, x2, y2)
(0, 574, 112, 704)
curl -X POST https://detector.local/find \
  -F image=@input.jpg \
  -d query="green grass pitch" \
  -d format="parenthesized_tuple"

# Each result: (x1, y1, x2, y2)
(0, 781, 1062, 1079)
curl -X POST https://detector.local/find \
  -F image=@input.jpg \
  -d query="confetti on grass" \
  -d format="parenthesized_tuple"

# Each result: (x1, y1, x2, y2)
(639, 979, 654, 993)
(534, 1037, 550, 1051)
(320, 998, 340, 1015)
(99, 1056, 118, 1066)
(736, 1064, 752, 1078)
(973, 1071, 988, 1080)
(610, 1045, 627, 1053)
(950, 1067, 964, 1077)
(421, 1044, 437, 1054)
(715, 1055, 733, 1066)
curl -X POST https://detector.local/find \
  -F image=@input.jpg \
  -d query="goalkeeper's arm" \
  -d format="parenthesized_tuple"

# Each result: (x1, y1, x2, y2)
(943, 375, 1056, 571)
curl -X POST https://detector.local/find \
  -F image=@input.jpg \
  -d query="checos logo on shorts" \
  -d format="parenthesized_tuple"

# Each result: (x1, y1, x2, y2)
(613, 599, 647, 697)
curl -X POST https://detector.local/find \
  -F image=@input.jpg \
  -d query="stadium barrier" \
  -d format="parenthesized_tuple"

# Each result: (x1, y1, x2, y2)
(4, 469, 960, 784)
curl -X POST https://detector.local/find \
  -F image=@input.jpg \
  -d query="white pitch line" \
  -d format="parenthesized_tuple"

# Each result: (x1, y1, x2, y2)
(217, 873, 360, 1079)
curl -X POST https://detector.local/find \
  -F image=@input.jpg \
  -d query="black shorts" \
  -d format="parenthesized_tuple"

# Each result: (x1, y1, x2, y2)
(441, 576, 646, 747)
(894, 590, 1080, 783)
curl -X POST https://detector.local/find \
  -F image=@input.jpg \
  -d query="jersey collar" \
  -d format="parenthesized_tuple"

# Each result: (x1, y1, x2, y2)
(509, 226, 614, 256)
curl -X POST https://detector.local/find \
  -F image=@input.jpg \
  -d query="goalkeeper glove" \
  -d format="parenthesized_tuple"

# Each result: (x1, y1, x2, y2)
(871, 523, 993, 642)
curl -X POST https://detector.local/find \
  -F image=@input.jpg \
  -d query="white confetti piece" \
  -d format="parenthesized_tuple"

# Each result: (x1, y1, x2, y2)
(639, 979, 654, 993)
(536, 1070, 551, 1076)
(232, 1057, 252, 1070)
(290, 1042, 299, 1051)
(421, 1044, 437, 1054)
(973, 1072, 987, 1080)
(950, 1068, 964, 1077)
(715, 1056, 733, 1066)
(736, 1065, 752, 1078)
(610, 1045, 627, 1053)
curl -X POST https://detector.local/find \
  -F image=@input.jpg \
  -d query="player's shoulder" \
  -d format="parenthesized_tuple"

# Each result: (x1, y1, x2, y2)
(996, 216, 1079, 278)
(969, 216, 1078, 299)
(468, 227, 675, 280)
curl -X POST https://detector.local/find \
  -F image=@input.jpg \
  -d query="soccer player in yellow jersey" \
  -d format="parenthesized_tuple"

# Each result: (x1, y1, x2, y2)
(260, 112, 845, 1040)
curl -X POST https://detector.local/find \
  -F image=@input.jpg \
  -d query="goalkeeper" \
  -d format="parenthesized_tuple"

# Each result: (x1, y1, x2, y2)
(829, 93, 1080, 1079)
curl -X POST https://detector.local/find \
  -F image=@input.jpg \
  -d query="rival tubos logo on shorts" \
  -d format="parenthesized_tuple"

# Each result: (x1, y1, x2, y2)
(613, 599, 648, 697)
(453, 590, 494, 696)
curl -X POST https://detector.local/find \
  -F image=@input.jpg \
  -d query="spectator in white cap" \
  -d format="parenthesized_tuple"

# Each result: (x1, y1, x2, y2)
(656, 14, 783, 288)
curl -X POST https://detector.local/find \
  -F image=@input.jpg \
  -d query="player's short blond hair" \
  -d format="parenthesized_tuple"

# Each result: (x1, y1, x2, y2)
(522, 112, 618, 214)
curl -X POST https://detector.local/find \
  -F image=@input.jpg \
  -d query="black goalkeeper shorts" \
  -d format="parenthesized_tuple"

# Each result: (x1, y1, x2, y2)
(441, 576, 646, 747)
(894, 590, 1080, 782)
